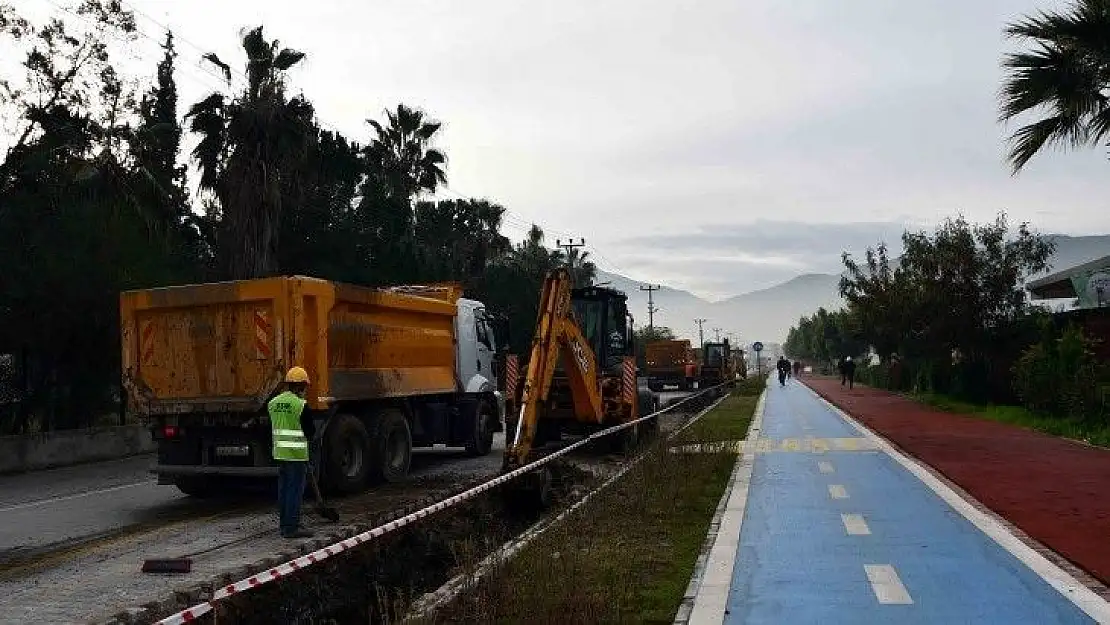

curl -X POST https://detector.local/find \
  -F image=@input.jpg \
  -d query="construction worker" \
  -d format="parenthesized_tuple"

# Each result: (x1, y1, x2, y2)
(269, 366, 316, 539)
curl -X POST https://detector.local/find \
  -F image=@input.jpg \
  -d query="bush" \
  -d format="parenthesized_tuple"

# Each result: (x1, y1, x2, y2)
(1012, 322, 1105, 420)
(733, 376, 766, 397)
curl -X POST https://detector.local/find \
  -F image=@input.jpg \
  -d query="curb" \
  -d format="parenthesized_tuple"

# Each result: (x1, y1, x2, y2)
(681, 380, 768, 625)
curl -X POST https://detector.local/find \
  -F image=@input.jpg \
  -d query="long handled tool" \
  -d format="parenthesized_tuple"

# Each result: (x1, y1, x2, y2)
(308, 463, 340, 522)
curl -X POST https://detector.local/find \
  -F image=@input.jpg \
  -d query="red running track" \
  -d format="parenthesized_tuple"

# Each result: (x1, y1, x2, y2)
(802, 375, 1110, 587)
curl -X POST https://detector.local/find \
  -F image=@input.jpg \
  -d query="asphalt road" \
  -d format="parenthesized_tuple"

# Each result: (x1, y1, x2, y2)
(0, 437, 508, 566)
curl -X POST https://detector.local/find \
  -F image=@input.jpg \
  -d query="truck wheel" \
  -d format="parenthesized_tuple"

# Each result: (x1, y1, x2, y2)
(610, 422, 640, 454)
(368, 409, 412, 485)
(323, 413, 372, 494)
(174, 476, 216, 498)
(465, 401, 495, 457)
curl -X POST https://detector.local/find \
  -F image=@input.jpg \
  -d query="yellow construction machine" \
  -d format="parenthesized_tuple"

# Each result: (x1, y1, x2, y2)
(502, 268, 658, 503)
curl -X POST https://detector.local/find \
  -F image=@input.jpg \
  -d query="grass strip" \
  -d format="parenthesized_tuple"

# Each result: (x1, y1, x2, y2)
(435, 382, 762, 625)
(913, 391, 1110, 449)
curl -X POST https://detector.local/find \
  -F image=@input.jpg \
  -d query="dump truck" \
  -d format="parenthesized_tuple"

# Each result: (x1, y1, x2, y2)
(645, 339, 697, 391)
(698, 339, 734, 387)
(120, 276, 507, 497)
(503, 268, 657, 504)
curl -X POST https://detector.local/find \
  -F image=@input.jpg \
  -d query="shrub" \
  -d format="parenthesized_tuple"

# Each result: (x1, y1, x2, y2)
(1012, 322, 1105, 420)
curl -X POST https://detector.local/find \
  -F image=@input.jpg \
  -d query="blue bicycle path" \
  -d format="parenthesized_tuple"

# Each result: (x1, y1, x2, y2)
(724, 379, 1094, 625)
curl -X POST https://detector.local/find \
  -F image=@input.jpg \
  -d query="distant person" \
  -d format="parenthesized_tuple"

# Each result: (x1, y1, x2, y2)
(840, 356, 856, 390)
(776, 356, 790, 387)
(793, 360, 802, 377)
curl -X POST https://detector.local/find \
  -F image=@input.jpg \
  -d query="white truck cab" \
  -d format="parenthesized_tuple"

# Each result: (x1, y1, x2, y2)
(455, 298, 505, 426)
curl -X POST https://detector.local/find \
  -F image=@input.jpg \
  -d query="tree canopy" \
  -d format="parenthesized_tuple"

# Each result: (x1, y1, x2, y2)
(786, 213, 1054, 400)
(0, 3, 592, 432)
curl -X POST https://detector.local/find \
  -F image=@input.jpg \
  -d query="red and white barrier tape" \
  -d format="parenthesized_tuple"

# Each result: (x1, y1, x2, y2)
(155, 383, 729, 625)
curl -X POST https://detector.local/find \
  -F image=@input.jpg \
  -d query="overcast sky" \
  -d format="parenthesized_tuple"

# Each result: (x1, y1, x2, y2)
(13, 0, 1110, 299)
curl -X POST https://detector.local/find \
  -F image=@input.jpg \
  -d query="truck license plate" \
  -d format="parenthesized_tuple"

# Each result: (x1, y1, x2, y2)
(215, 445, 250, 457)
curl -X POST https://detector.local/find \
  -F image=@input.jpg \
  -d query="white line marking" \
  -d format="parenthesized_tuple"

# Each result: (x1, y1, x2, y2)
(842, 513, 871, 535)
(0, 481, 151, 513)
(818, 461, 834, 474)
(802, 384, 1110, 623)
(828, 484, 848, 499)
(865, 564, 913, 604)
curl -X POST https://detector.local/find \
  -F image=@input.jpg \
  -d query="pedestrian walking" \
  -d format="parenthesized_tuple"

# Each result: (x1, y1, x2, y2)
(776, 356, 791, 387)
(840, 356, 856, 390)
(269, 366, 317, 539)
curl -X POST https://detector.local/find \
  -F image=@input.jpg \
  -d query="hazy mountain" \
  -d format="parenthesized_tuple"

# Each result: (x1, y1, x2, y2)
(599, 233, 1110, 346)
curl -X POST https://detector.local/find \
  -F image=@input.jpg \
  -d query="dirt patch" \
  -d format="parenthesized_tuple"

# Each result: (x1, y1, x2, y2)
(803, 376, 1110, 587)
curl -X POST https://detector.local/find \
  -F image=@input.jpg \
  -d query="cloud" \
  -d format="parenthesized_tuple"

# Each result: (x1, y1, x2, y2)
(49, 0, 1110, 300)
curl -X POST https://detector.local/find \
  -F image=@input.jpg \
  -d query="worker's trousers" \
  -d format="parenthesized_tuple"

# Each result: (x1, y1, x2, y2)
(277, 460, 308, 535)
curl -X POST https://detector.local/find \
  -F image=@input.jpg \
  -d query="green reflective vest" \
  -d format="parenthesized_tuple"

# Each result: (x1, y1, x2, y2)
(268, 391, 309, 462)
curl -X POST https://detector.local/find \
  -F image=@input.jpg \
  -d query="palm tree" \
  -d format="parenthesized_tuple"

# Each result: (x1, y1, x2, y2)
(561, 246, 597, 288)
(999, 0, 1110, 173)
(364, 104, 447, 203)
(186, 26, 314, 279)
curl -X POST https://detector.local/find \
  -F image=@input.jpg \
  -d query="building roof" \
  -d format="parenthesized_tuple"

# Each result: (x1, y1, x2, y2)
(1026, 254, 1110, 300)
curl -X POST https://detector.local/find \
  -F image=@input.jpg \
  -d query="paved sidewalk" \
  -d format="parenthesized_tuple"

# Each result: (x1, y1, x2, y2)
(805, 375, 1110, 589)
(687, 379, 1109, 624)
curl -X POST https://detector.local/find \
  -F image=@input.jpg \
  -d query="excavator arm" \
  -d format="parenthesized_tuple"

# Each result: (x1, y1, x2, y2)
(504, 268, 604, 470)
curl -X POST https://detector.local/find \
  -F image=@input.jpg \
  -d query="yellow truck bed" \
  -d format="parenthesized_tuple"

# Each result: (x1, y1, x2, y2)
(120, 276, 460, 417)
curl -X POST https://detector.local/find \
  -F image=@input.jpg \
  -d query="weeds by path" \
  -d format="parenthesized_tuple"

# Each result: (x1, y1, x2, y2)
(914, 392, 1110, 449)
(430, 381, 762, 625)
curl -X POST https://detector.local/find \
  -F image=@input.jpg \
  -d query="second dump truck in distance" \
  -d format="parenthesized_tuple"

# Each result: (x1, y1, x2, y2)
(120, 276, 511, 497)
(645, 339, 697, 391)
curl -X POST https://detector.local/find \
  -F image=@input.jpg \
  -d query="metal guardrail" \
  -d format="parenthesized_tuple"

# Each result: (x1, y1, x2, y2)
(154, 382, 733, 625)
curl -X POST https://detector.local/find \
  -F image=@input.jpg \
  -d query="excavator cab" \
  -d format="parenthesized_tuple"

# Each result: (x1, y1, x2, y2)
(570, 285, 633, 374)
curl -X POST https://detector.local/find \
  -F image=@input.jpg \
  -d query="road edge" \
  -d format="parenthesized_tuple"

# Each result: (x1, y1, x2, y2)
(800, 381, 1110, 624)
(684, 381, 768, 625)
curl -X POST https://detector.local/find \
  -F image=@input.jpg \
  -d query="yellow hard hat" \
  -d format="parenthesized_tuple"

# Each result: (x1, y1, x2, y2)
(285, 366, 309, 384)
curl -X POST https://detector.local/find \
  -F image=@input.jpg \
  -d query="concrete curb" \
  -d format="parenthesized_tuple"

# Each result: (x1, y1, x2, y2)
(0, 425, 154, 475)
(683, 380, 768, 625)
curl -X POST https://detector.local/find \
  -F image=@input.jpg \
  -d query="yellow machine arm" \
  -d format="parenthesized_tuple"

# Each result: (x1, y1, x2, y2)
(504, 268, 604, 470)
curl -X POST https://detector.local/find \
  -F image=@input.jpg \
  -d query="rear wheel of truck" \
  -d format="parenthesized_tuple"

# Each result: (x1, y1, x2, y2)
(368, 409, 412, 484)
(323, 413, 372, 494)
(465, 400, 495, 457)
(174, 476, 216, 498)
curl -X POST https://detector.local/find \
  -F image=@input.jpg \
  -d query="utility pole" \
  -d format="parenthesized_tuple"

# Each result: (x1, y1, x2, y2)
(694, 318, 707, 347)
(713, 327, 722, 342)
(640, 284, 660, 333)
(556, 238, 586, 285)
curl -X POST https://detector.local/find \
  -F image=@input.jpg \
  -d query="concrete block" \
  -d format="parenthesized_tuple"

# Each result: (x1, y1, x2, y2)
(0, 425, 155, 474)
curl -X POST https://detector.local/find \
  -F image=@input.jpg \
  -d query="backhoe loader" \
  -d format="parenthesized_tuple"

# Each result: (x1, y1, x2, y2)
(502, 268, 658, 504)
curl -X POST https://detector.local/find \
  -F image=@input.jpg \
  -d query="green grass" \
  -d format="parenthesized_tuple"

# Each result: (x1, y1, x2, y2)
(914, 392, 1110, 448)
(436, 385, 761, 624)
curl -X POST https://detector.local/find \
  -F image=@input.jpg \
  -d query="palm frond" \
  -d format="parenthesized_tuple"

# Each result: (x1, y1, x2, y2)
(274, 48, 305, 71)
(201, 53, 231, 83)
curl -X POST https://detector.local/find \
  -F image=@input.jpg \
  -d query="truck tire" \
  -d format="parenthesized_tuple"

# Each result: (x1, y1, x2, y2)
(174, 476, 216, 498)
(465, 400, 495, 457)
(322, 412, 372, 494)
(367, 409, 412, 485)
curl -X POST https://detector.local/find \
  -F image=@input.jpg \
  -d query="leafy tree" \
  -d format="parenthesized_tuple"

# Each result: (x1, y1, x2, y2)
(187, 25, 315, 279)
(999, 0, 1110, 172)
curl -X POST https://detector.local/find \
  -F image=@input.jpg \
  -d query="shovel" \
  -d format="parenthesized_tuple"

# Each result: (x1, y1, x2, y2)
(308, 463, 340, 522)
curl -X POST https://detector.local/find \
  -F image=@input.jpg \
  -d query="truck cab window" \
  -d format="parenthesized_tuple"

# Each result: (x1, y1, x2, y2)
(475, 312, 492, 349)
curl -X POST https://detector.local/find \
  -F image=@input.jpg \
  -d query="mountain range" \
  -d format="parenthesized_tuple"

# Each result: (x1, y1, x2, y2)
(599, 234, 1110, 347)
